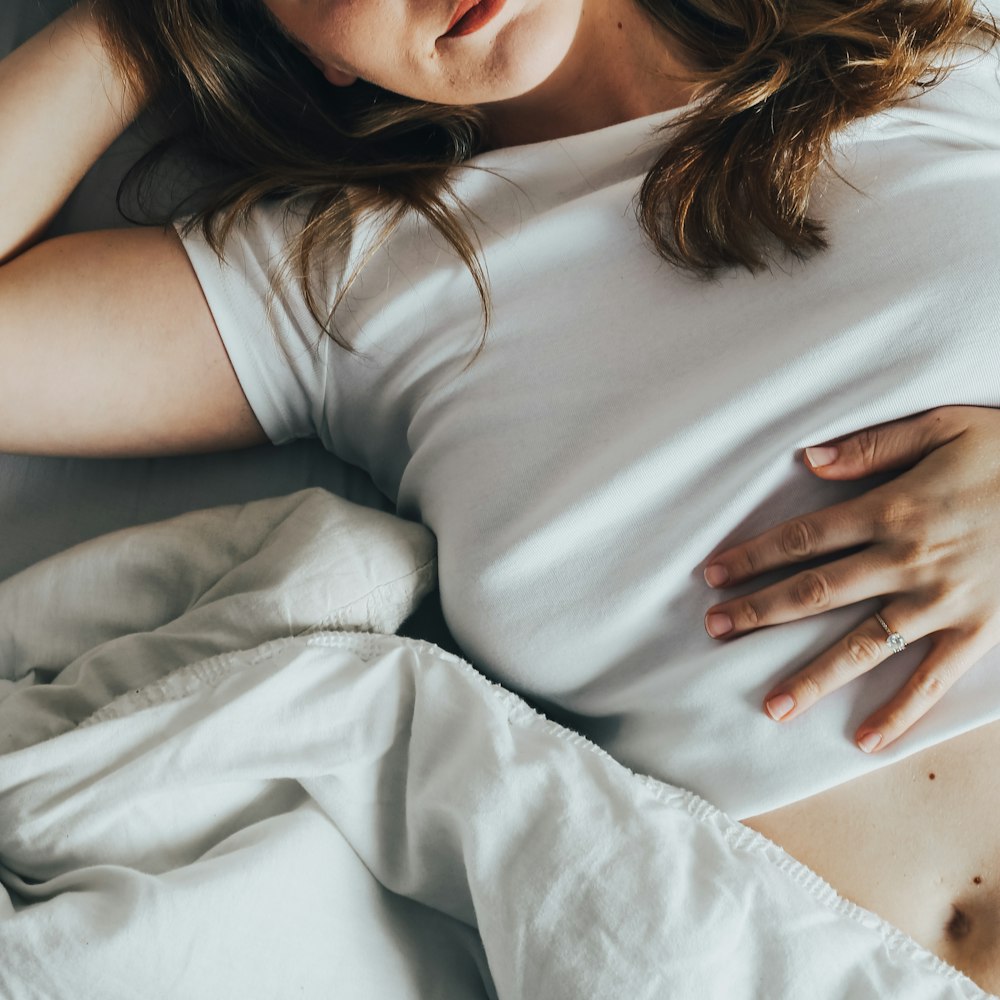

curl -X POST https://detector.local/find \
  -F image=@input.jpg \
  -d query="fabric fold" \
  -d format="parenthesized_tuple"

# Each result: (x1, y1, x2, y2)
(0, 492, 992, 999)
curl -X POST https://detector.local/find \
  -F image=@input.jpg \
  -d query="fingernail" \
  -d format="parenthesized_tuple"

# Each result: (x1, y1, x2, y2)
(805, 445, 838, 468)
(704, 564, 729, 588)
(765, 693, 795, 721)
(857, 732, 882, 753)
(705, 612, 733, 637)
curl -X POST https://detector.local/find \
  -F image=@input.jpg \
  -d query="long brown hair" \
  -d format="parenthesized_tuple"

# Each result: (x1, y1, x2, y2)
(91, 0, 999, 351)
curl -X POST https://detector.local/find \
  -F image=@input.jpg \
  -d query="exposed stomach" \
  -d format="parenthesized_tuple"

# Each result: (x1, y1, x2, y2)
(743, 719, 1000, 993)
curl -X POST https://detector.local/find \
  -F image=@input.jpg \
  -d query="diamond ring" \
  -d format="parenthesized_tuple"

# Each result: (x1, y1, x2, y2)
(875, 613, 907, 654)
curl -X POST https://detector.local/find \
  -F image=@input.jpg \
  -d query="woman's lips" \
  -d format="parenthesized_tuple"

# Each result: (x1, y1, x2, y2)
(445, 0, 478, 32)
(443, 0, 507, 36)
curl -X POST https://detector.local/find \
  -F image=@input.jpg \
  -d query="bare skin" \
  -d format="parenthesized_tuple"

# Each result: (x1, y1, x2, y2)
(0, 0, 699, 455)
(0, 8, 264, 457)
(705, 407, 1000, 753)
(3, 6, 1000, 991)
(711, 407, 1000, 989)
(745, 722, 1000, 994)
(0, 4, 136, 262)
(264, 0, 703, 146)
(0, 228, 265, 457)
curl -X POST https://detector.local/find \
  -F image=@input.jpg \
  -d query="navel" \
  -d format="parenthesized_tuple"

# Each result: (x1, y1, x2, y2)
(946, 905, 972, 941)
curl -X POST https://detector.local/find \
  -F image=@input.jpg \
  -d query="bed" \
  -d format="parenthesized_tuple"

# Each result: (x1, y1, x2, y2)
(0, 3, 995, 997)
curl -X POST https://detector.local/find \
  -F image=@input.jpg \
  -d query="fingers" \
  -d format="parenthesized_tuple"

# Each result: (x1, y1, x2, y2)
(704, 553, 898, 638)
(705, 407, 970, 589)
(760, 605, 923, 734)
(762, 607, 982, 753)
(705, 406, 993, 753)
(803, 407, 968, 481)
(704, 501, 875, 589)
(854, 631, 986, 752)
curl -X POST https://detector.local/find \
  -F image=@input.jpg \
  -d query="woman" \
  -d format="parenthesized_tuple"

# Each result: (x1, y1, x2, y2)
(3, 0, 1000, 988)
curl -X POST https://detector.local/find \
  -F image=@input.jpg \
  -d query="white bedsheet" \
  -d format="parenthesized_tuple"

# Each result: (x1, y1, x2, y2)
(0, 490, 992, 999)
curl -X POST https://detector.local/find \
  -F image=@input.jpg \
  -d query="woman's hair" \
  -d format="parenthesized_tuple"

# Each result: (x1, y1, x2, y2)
(92, 0, 999, 351)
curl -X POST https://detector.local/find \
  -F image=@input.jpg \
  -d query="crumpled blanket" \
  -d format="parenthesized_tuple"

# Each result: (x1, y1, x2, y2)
(0, 489, 991, 999)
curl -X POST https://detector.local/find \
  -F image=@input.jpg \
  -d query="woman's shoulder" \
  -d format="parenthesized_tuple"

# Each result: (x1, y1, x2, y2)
(872, 10, 1000, 150)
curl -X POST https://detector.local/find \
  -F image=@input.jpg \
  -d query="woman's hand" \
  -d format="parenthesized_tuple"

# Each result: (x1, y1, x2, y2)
(702, 405, 1000, 753)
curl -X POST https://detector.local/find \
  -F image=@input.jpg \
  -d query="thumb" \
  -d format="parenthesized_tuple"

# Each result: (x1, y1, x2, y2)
(803, 408, 967, 479)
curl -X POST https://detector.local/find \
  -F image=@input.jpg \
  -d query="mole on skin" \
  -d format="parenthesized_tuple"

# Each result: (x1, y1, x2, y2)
(929, 772, 936, 780)
(974, 876, 983, 885)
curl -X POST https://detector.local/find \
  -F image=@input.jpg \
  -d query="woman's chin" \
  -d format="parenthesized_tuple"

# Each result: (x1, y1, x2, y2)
(428, 7, 580, 107)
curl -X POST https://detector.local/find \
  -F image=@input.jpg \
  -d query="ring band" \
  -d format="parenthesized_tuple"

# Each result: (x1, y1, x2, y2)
(875, 613, 907, 654)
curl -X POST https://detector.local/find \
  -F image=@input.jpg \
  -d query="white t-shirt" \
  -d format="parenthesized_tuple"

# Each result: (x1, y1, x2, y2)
(180, 36, 1000, 819)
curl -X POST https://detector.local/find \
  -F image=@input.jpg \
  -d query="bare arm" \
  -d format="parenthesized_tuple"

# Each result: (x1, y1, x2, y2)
(0, 5, 268, 457)
(0, 4, 139, 262)
(0, 229, 267, 457)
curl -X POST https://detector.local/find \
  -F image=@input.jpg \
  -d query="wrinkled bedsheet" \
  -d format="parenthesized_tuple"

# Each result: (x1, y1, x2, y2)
(0, 490, 991, 999)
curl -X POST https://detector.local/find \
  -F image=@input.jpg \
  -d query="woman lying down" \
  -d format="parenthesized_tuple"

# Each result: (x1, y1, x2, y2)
(4, 0, 1000, 989)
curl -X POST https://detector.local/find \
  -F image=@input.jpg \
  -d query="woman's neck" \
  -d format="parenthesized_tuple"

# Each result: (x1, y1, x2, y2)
(482, 0, 701, 148)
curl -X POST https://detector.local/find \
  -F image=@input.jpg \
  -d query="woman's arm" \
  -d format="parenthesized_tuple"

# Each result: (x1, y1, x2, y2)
(0, 4, 139, 262)
(0, 5, 267, 457)
(0, 230, 268, 457)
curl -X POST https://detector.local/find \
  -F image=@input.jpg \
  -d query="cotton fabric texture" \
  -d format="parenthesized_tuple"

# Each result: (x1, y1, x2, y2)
(180, 36, 1000, 818)
(0, 491, 991, 1000)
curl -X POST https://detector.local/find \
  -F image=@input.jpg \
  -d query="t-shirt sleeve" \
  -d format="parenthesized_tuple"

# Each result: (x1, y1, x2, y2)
(176, 201, 333, 446)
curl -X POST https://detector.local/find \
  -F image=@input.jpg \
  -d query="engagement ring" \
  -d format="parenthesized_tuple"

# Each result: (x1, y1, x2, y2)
(875, 613, 907, 654)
